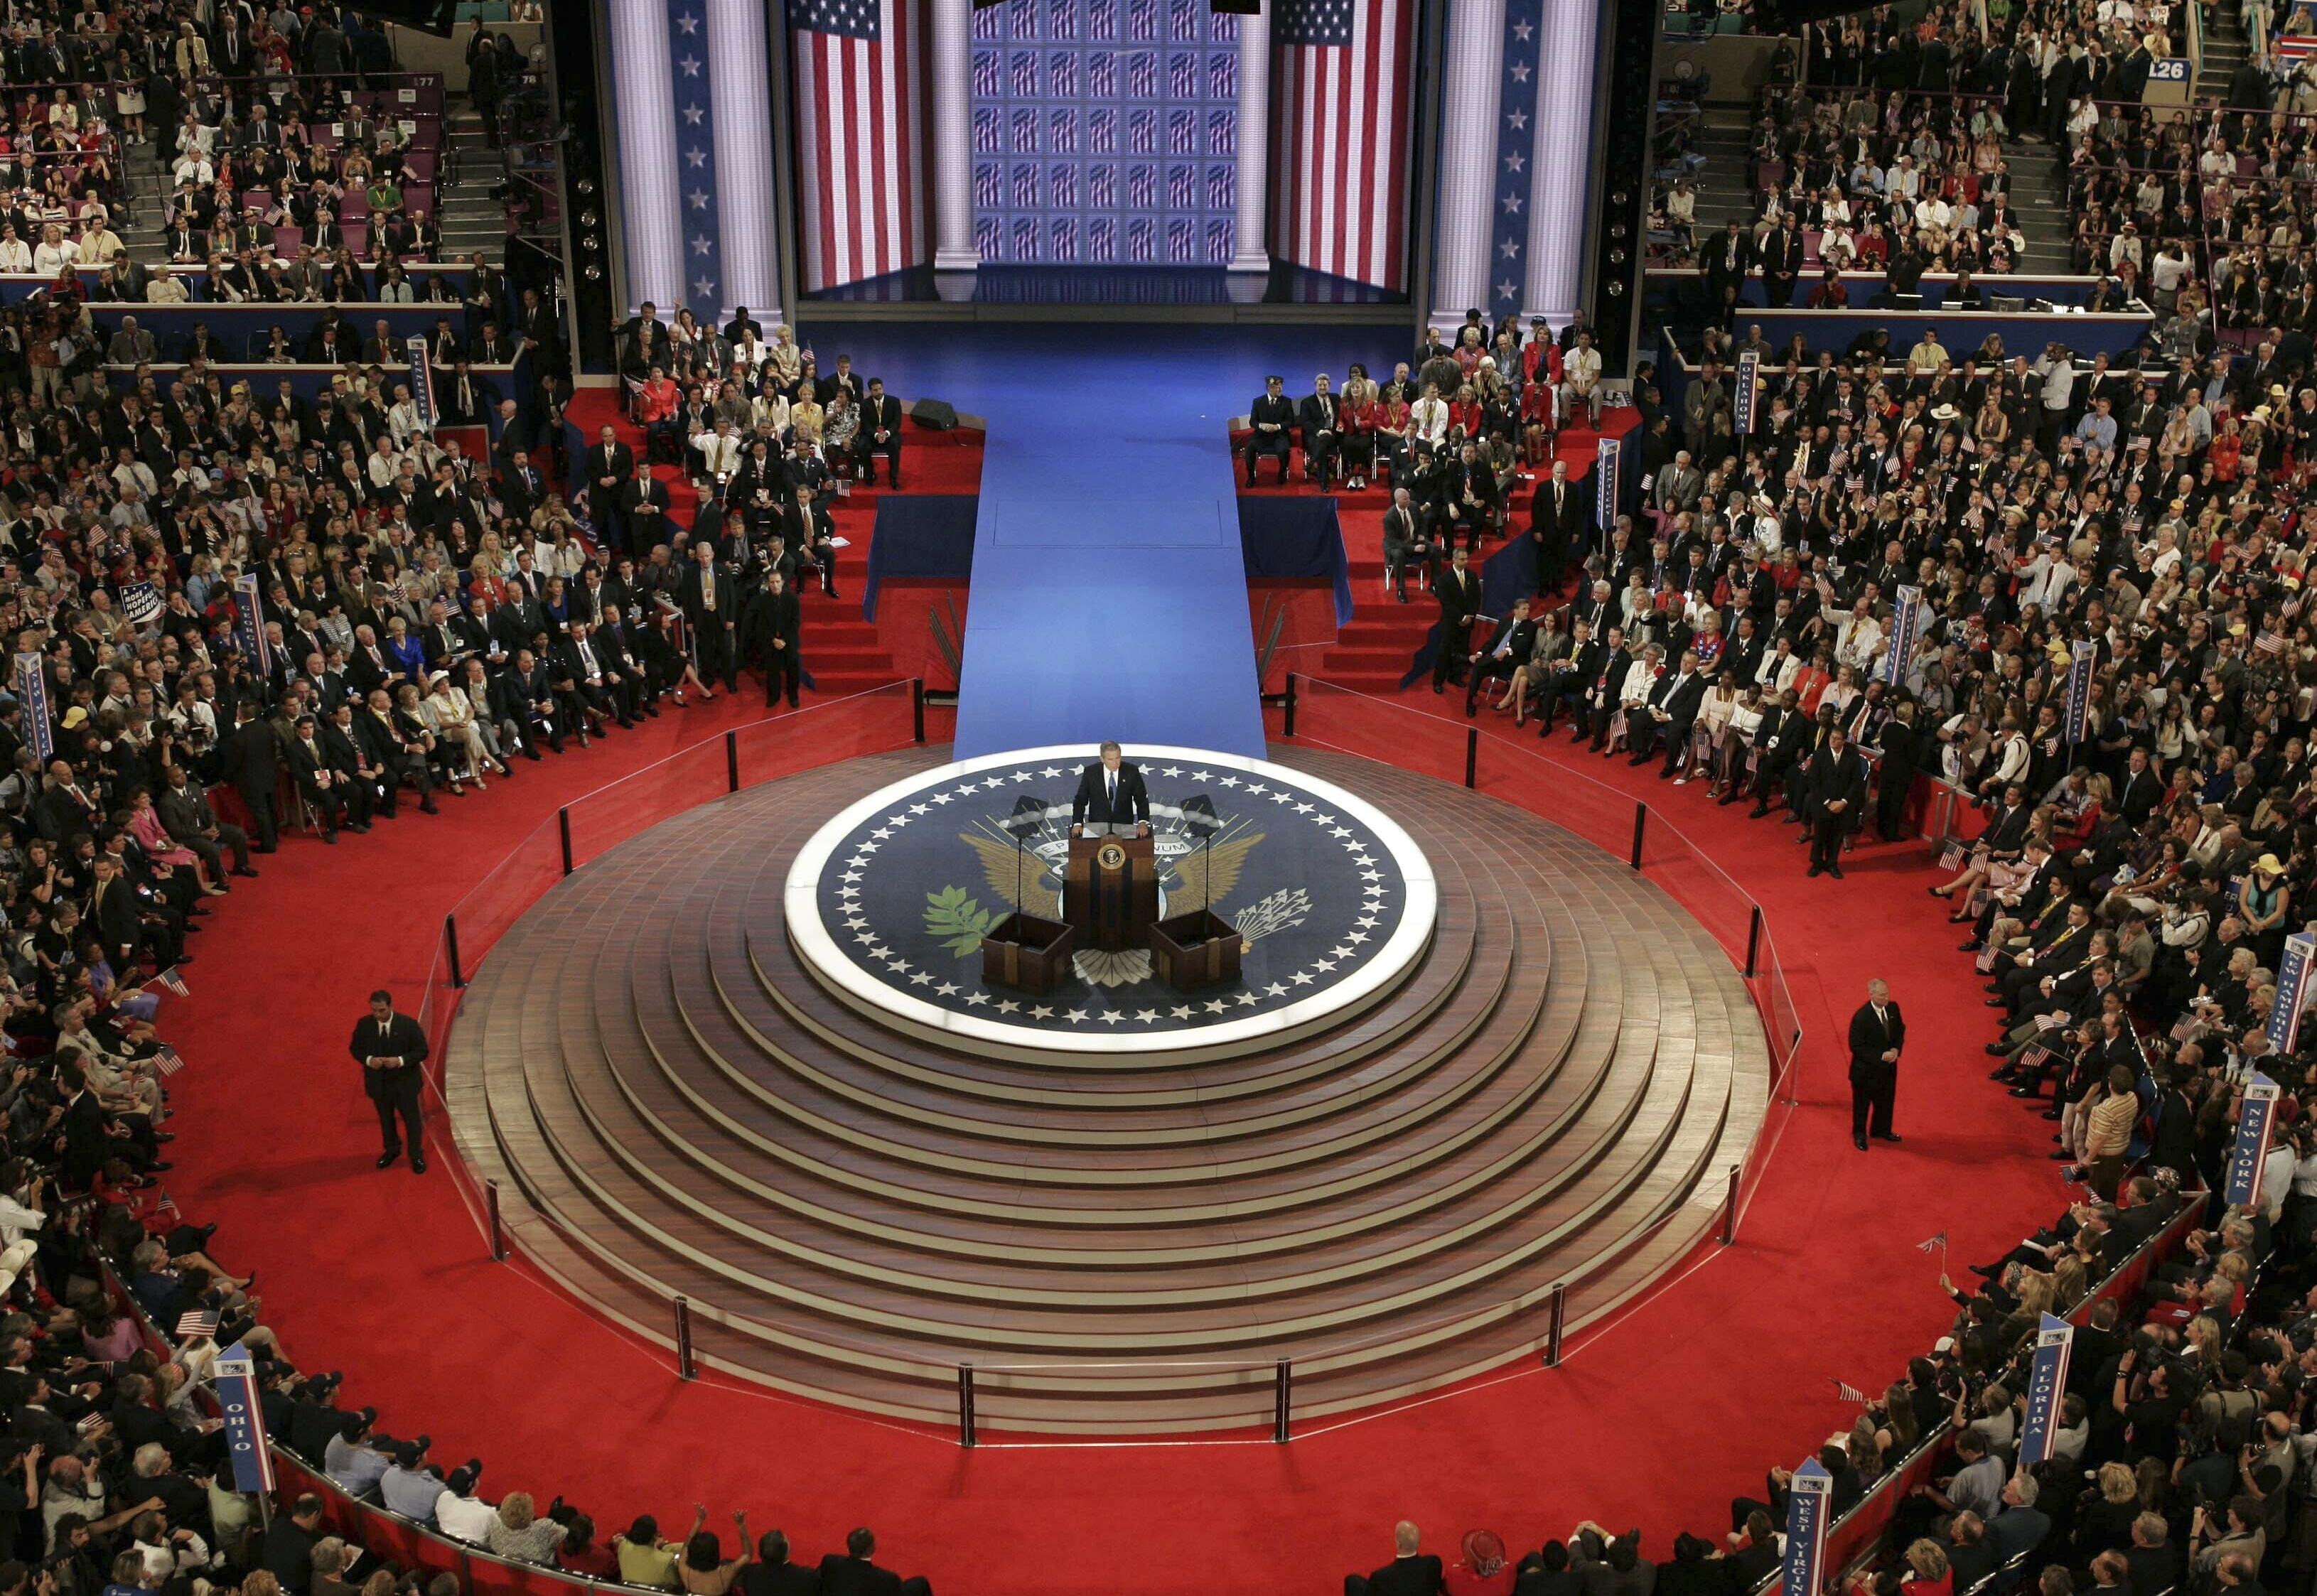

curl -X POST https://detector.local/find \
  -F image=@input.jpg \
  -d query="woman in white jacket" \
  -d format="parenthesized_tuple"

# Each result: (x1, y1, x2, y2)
(1980, 716, 2031, 799)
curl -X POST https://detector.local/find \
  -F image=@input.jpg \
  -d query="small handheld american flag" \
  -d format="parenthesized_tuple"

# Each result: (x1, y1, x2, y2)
(154, 1047, 185, 1077)
(151, 967, 190, 997)
(1917, 1231, 1947, 1253)
(174, 1308, 217, 1339)
(154, 1189, 178, 1217)
(1830, 1378, 1869, 1402)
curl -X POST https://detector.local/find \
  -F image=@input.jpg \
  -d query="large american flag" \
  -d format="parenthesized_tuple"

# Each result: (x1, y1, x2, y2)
(1272, 0, 1411, 291)
(792, 0, 927, 291)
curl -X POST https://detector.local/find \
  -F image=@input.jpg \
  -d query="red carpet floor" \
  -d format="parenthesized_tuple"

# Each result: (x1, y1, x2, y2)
(154, 647, 2060, 1593)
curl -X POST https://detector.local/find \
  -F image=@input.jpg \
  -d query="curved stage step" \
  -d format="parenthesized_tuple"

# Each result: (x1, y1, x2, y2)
(447, 747, 1770, 1433)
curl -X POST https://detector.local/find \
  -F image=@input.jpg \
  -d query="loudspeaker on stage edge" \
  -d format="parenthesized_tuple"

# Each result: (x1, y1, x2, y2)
(911, 398, 959, 431)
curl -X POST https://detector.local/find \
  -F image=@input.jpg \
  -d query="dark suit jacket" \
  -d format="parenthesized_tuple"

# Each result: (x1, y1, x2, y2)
(1647, 669, 1707, 727)
(740, 584, 802, 655)
(738, 1562, 820, 1596)
(1534, 477, 1587, 556)
(589, 441, 636, 500)
(1381, 505, 1427, 561)
(1362, 1553, 1446, 1596)
(1473, 615, 1537, 666)
(348, 1010, 426, 1102)
(1806, 746, 1869, 816)
(679, 562, 737, 630)
(1848, 999, 1904, 1077)
(860, 394, 904, 443)
(814, 1555, 902, 1596)
(1247, 392, 1296, 438)
(221, 718, 281, 804)
(90, 877, 141, 963)
(1072, 761, 1149, 829)
(1435, 567, 1481, 627)
(60, 1089, 108, 1189)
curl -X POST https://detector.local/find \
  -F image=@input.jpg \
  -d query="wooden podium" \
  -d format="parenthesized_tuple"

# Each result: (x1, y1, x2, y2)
(1064, 834, 1158, 951)
(979, 912, 1078, 996)
(1147, 907, 1242, 992)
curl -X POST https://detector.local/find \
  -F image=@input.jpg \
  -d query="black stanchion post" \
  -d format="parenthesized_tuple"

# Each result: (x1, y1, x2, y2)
(957, 1363, 977, 1447)
(445, 914, 465, 989)
(1544, 1281, 1567, 1366)
(1284, 672, 1299, 737)
(1720, 1166, 1741, 1246)
(673, 1295, 697, 1380)
(1464, 726, 1478, 789)
(1744, 905, 1763, 978)
(485, 1178, 506, 1261)
(558, 807, 573, 876)
(1273, 1357, 1291, 1443)
(724, 729, 739, 793)
(1630, 802, 1646, 870)
(913, 677, 927, 743)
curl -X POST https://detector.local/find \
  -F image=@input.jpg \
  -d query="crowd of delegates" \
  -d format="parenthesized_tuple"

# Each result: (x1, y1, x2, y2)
(0, 969, 936, 1596)
(1237, 310, 1606, 590)
(1674, 80, 2032, 311)
(616, 303, 908, 508)
(2063, 95, 2317, 339)
(0, 9, 955, 1596)
(1345, 1161, 2317, 1596)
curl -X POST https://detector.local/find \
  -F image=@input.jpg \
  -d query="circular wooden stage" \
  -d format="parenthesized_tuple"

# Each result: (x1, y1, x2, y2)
(446, 746, 1771, 1434)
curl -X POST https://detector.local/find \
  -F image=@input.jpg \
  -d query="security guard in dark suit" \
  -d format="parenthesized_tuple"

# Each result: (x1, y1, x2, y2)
(348, 989, 429, 1172)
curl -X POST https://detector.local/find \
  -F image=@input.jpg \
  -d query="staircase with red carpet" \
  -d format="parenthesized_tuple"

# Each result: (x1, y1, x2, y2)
(562, 389, 984, 697)
(1237, 425, 1618, 692)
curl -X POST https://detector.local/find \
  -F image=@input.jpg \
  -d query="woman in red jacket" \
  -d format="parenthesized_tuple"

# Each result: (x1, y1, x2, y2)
(1373, 383, 1412, 486)
(1520, 377, 1557, 467)
(1446, 382, 1485, 441)
(1338, 370, 1379, 490)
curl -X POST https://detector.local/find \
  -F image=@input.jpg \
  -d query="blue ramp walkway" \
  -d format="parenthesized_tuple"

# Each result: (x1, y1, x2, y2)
(797, 323, 1382, 757)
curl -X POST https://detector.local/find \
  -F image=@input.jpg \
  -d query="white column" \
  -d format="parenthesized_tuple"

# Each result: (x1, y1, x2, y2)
(706, 0, 781, 323)
(931, 0, 979, 272)
(1227, 9, 1271, 276)
(1525, 0, 1597, 323)
(609, 0, 686, 312)
(1429, 0, 1505, 329)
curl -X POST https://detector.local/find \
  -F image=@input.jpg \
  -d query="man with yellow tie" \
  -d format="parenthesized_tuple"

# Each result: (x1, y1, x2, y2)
(679, 539, 738, 694)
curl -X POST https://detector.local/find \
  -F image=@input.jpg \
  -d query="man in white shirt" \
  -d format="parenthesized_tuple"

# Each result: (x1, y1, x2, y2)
(431, 1466, 496, 1544)
(689, 418, 743, 491)
(1560, 332, 1603, 420)
(2032, 345, 2077, 449)
(1408, 381, 1449, 448)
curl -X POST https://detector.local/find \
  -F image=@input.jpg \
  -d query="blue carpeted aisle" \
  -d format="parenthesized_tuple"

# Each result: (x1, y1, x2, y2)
(797, 322, 1380, 755)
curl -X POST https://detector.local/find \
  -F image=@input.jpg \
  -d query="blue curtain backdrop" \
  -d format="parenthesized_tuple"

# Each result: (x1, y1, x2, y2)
(1237, 497, 1353, 626)
(863, 495, 980, 619)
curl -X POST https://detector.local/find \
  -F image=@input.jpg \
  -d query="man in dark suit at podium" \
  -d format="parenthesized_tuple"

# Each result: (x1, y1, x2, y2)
(1070, 740, 1151, 836)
